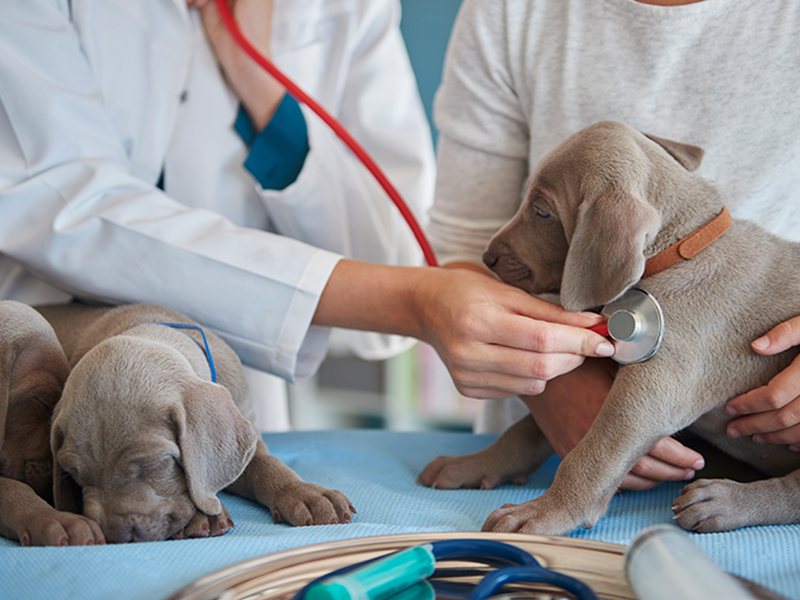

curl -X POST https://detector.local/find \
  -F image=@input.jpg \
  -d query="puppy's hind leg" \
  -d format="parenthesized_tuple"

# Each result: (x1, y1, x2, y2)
(228, 440, 355, 526)
(418, 415, 552, 490)
(673, 469, 800, 533)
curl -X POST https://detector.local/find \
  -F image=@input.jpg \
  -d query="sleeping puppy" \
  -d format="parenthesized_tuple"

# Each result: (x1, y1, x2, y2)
(36, 302, 353, 543)
(419, 120, 800, 535)
(0, 300, 104, 546)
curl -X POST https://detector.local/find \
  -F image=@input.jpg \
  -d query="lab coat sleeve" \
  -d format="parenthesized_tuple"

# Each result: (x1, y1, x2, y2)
(428, 0, 530, 267)
(254, 0, 437, 360)
(0, 0, 336, 383)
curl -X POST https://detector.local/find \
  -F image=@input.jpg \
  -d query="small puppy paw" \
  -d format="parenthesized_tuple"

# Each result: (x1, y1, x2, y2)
(176, 504, 235, 539)
(672, 478, 750, 533)
(418, 454, 526, 490)
(271, 483, 354, 527)
(481, 492, 589, 536)
(19, 508, 105, 546)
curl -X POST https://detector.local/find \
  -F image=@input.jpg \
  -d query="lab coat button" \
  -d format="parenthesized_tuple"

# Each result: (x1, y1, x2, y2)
(179, 90, 189, 103)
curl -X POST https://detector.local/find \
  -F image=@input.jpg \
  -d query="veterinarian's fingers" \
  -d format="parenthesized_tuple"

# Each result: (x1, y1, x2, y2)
(748, 315, 800, 356)
(511, 293, 605, 329)
(492, 312, 615, 359)
(444, 316, 611, 395)
(450, 356, 603, 399)
(443, 360, 565, 399)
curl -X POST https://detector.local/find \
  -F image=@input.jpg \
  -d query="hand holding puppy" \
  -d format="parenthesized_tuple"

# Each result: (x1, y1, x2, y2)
(727, 315, 800, 449)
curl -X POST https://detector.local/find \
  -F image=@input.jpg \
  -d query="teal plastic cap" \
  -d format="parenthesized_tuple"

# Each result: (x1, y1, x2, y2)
(305, 545, 436, 600)
(307, 581, 354, 600)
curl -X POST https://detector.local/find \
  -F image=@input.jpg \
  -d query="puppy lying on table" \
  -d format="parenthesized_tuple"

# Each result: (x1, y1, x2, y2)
(36, 302, 353, 543)
(419, 120, 800, 535)
(0, 301, 104, 546)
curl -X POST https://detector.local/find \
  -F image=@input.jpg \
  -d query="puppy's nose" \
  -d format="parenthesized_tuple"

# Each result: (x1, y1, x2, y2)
(483, 249, 499, 269)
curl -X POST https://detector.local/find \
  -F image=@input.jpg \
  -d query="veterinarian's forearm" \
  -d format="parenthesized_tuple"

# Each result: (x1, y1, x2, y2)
(314, 260, 616, 399)
(314, 259, 608, 340)
(312, 259, 431, 338)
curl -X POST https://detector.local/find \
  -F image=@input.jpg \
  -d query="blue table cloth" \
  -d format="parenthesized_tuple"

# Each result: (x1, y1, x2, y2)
(2, 430, 798, 599)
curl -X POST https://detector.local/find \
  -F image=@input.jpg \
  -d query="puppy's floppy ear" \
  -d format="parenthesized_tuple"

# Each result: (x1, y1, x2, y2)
(561, 190, 660, 311)
(174, 382, 257, 516)
(644, 133, 704, 172)
(51, 421, 83, 513)
(0, 301, 68, 440)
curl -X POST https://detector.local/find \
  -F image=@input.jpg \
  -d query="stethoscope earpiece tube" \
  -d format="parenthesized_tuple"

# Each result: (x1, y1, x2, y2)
(296, 540, 600, 600)
(213, 0, 438, 267)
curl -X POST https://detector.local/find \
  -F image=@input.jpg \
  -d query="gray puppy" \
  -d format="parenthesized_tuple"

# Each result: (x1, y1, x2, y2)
(420, 120, 800, 535)
(0, 300, 104, 546)
(37, 302, 353, 543)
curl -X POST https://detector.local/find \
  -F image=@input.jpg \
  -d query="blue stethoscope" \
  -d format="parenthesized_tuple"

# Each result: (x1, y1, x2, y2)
(292, 539, 600, 600)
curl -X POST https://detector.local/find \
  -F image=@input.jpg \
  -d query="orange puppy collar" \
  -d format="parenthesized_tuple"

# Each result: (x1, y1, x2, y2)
(642, 206, 732, 279)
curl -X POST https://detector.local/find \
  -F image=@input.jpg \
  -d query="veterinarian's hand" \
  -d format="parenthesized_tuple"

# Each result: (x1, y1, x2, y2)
(189, 0, 285, 130)
(522, 359, 705, 490)
(413, 267, 618, 399)
(314, 260, 616, 399)
(726, 316, 800, 449)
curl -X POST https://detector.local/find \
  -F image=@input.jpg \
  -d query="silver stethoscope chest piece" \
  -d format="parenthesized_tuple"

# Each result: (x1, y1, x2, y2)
(601, 288, 664, 365)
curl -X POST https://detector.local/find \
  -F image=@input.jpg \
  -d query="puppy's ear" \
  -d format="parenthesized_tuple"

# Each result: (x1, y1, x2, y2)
(644, 133, 704, 171)
(174, 382, 258, 516)
(0, 300, 70, 450)
(51, 422, 83, 513)
(561, 191, 660, 311)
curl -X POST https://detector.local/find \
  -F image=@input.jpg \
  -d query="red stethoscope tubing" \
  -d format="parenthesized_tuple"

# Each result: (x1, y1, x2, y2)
(589, 322, 609, 337)
(214, 0, 439, 267)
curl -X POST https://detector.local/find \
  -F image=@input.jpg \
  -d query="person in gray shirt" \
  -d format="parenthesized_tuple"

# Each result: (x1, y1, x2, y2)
(429, 0, 800, 488)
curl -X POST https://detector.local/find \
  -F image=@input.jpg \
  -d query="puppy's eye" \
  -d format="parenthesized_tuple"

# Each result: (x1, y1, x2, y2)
(535, 207, 551, 219)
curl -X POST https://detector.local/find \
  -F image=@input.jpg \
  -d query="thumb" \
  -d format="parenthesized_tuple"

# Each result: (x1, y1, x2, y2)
(751, 316, 800, 355)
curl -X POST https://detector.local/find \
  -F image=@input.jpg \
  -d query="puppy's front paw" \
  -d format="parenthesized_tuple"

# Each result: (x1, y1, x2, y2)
(482, 492, 589, 536)
(672, 478, 751, 533)
(173, 504, 234, 539)
(418, 454, 529, 490)
(18, 507, 105, 546)
(271, 483, 354, 527)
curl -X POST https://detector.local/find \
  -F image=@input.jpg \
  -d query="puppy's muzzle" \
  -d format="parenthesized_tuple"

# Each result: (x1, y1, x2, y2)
(483, 249, 533, 284)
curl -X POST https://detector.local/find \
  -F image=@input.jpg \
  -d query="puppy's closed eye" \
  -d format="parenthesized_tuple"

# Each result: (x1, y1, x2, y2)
(130, 455, 180, 481)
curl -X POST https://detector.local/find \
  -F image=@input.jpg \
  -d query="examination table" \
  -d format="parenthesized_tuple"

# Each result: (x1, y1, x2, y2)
(2, 430, 798, 599)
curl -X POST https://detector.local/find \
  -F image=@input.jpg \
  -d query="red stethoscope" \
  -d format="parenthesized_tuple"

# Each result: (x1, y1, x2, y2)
(214, 1, 664, 363)
(213, 0, 438, 268)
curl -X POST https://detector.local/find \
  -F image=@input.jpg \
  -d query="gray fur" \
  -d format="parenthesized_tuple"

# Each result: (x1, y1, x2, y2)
(0, 300, 104, 545)
(36, 302, 353, 543)
(420, 121, 800, 534)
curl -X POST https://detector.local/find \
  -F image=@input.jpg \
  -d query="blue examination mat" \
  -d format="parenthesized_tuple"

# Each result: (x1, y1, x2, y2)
(2, 429, 798, 599)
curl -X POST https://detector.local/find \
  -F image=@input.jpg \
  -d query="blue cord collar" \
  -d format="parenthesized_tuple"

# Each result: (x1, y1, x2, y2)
(156, 322, 217, 383)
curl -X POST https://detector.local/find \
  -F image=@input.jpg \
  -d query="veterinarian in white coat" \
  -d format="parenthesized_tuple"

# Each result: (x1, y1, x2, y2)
(0, 0, 614, 429)
(430, 0, 800, 484)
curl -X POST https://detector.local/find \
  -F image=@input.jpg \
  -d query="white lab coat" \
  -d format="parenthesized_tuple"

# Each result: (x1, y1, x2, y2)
(0, 0, 435, 391)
